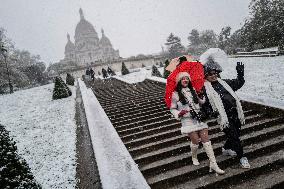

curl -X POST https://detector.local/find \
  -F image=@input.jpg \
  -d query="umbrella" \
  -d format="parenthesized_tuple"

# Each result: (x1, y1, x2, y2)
(165, 55, 193, 72)
(164, 60, 204, 109)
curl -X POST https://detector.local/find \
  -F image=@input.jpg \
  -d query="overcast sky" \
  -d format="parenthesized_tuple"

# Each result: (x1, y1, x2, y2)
(0, 0, 251, 63)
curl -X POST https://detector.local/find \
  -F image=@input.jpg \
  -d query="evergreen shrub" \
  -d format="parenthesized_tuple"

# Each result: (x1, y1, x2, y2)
(121, 62, 130, 75)
(0, 125, 41, 188)
(52, 76, 72, 100)
(151, 65, 162, 77)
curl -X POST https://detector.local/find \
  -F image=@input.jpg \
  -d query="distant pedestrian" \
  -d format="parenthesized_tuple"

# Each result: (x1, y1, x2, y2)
(102, 68, 108, 78)
(90, 68, 95, 81)
(170, 71, 225, 174)
(200, 48, 250, 169)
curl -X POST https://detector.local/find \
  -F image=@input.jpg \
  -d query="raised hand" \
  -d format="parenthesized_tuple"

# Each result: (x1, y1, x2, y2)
(236, 62, 244, 76)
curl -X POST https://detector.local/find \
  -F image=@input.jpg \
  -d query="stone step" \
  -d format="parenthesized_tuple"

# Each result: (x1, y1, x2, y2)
(109, 106, 167, 123)
(113, 109, 171, 127)
(104, 97, 164, 110)
(133, 117, 283, 166)
(97, 93, 162, 106)
(94, 82, 163, 95)
(127, 114, 266, 158)
(118, 115, 176, 136)
(96, 89, 163, 102)
(225, 165, 284, 189)
(117, 111, 261, 137)
(114, 109, 256, 127)
(103, 98, 165, 115)
(124, 114, 271, 150)
(140, 121, 284, 178)
(107, 103, 166, 122)
(120, 118, 178, 142)
(168, 149, 284, 189)
(148, 133, 284, 188)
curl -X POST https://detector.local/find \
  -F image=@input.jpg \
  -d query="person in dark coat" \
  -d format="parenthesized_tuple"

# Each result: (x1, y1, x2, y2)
(89, 68, 95, 81)
(201, 56, 250, 169)
(102, 68, 108, 79)
(86, 68, 90, 76)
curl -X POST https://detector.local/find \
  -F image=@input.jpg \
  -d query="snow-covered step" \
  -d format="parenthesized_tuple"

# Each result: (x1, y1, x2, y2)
(127, 115, 274, 158)
(106, 102, 165, 119)
(140, 121, 284, 179)
(133, 117, 283, 166)
(109, 106, 166, 123)
(148, 132, 284, 188)
(103, 98, 164, 114)
(113, 109, 170, 127)
(123, 114, 271, 152)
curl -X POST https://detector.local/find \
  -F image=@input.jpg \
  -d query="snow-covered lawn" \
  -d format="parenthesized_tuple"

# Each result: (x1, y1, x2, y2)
(222, 56, 284, 109)
(0, 84, 77, 188)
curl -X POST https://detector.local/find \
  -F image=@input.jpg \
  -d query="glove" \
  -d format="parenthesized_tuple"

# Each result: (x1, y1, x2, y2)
(178, 110, 188, 117)
(236, 62, 244, 76)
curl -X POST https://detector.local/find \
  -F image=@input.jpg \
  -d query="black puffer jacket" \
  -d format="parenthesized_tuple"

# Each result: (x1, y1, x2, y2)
(201, 73, 245, 120)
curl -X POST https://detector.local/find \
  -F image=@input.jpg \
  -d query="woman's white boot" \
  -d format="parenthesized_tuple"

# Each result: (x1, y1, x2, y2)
(190, 142, 200, 165)
(203, 141, 225, 175)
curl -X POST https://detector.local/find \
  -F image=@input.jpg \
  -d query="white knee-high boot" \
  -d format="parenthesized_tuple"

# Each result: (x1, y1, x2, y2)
(203, 141, 225, 174)
(190, 142, 200, 165)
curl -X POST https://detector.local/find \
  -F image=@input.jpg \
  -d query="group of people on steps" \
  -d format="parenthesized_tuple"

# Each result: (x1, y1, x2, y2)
(165, 48, 250, 175)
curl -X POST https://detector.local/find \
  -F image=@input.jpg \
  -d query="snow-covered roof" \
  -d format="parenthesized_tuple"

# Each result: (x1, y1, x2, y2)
(252, 46, 278, 53)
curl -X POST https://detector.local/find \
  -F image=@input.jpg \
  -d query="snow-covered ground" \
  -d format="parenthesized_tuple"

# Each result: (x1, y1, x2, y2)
(222, 57, 284, 109)
(0, 84, 77, 188)
(0, 56, 283, 189)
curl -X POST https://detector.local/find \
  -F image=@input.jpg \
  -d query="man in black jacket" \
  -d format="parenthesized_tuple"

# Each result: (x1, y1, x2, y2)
(201, 59, 250, 169)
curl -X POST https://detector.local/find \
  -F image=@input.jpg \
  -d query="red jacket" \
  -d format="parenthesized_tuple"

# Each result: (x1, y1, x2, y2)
(164, 61, 205, 109)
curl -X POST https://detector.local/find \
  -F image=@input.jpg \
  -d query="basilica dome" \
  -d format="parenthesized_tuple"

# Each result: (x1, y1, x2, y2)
(75, 8, 98, 39)
(65, 34, 75, 52)
(99, 29, 112, 47)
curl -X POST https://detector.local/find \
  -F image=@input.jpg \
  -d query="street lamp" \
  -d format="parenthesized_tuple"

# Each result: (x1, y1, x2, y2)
(0, 43, 13, 94)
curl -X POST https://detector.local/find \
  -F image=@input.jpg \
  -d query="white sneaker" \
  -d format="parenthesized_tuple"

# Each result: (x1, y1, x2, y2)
(240, 157, 250, 169)
(222, 148, 237, 157)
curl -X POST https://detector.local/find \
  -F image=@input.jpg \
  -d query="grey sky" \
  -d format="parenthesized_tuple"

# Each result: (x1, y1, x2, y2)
(0, 0, 251, 64)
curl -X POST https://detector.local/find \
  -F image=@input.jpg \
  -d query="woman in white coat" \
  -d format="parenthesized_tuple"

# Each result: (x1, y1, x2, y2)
(170, 72, 224, 174)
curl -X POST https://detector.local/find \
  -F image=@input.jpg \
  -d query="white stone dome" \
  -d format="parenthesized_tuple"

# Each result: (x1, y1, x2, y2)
(65, 34, 75, 52)
(99, 29, 112, 47)
(75, 8, 98, 39)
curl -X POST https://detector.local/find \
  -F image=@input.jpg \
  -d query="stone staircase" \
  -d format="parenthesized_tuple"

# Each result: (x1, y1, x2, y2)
(85, 77, 284, 189)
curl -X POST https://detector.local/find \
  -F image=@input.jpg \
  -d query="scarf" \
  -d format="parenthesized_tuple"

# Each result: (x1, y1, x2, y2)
(204, 78, 245, 130)
(181, 88, 201, 112)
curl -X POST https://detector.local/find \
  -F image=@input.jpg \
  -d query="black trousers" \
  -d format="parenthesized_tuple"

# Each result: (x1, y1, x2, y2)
(223, 116, 244, 160)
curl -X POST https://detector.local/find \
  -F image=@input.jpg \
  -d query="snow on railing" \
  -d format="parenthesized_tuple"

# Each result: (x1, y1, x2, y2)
(78, 79, 150, 189)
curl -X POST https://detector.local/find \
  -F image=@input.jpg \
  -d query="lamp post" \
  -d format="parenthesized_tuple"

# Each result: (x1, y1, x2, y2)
(0, 43, 13, 93)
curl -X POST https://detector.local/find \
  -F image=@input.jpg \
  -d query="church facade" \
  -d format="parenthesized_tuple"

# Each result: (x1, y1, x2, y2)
(62, 8, 120, 66)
